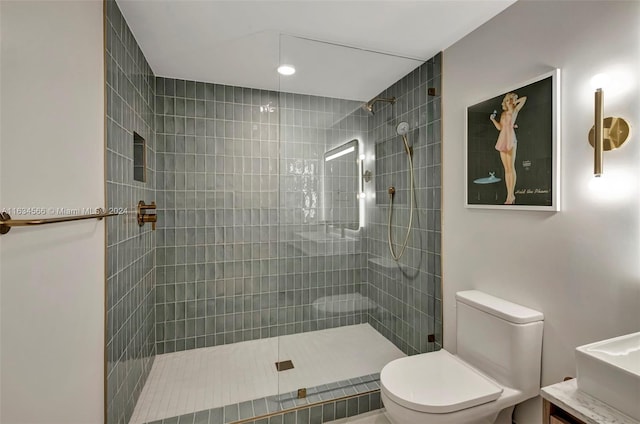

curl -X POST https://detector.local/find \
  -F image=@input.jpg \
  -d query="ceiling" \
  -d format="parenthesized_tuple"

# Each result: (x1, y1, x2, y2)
(117, 0, 516, 101)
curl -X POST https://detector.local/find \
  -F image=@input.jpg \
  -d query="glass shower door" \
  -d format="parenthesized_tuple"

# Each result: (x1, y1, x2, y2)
(274, 34, 431, 416)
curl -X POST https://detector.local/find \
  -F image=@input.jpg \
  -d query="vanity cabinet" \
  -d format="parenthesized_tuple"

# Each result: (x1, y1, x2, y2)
(540, 379, 640, 424)
(543, 398, 587, 424)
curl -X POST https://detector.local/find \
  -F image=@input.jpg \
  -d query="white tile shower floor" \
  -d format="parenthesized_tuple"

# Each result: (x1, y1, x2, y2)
(129, 323, 405, 424)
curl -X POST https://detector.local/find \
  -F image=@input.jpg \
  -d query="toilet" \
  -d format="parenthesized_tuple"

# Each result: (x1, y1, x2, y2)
(380, 290, 544, 424)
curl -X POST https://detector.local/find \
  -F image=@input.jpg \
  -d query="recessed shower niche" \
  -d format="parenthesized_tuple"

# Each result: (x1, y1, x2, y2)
(133, 131, 146, 182)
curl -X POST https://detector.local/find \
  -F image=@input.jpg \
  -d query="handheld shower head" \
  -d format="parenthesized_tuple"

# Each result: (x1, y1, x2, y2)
(396, 121, 412, 156)
(396, 121, 410, 136)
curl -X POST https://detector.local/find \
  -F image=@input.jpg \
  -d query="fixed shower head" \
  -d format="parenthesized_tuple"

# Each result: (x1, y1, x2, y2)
(362, 103, 375, 116)
(362, 96, 396, 116)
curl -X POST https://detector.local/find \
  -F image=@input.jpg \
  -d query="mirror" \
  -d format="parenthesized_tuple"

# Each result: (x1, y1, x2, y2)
(323, 139, 361, 231)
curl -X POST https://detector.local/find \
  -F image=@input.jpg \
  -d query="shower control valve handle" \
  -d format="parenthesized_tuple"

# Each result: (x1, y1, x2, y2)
(137, 200, 157, 230)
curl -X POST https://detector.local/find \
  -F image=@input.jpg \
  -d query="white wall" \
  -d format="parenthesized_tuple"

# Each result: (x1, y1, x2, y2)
(0, 1, 105, 423)
(442, 1, 640, 423)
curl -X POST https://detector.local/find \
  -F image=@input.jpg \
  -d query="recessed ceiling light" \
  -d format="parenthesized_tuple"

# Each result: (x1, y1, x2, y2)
(277, 65, 296, 76)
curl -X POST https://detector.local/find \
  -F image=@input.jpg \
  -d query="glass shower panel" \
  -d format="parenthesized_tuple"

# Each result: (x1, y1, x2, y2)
(276, 34, 431, 407)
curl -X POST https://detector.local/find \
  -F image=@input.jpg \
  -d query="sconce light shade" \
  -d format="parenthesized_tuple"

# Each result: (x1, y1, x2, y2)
(588, 88, 630, 177)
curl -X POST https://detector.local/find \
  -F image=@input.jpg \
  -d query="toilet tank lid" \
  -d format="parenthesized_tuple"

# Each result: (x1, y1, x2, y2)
(456, 291, 544, 324)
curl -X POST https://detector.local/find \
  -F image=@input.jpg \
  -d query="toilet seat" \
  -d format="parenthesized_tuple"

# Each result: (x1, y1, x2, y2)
(380, 350, 503, 414)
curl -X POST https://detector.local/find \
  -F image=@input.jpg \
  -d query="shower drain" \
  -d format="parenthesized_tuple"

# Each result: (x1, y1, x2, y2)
(275, 360, 294, 371)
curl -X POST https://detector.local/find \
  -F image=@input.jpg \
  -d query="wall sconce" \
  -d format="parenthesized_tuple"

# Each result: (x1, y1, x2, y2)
(588, 87, 630, 176)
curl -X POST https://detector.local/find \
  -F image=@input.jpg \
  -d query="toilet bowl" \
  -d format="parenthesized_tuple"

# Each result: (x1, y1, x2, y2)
(381, 351, 521, 424)
(380, 290, 544, 424)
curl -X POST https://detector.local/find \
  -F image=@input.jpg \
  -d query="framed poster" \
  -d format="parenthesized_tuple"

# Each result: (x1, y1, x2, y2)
(465, 69, 560, 210)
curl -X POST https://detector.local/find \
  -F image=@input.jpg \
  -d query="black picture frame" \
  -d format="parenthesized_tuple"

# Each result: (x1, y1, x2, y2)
(465, 69, 560, 210)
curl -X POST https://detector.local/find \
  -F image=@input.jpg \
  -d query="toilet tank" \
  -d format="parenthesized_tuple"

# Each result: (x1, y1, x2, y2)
(455, 291, 544, 397)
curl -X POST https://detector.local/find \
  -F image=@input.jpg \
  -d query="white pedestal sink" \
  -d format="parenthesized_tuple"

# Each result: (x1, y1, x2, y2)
(576, 331, 640, 421)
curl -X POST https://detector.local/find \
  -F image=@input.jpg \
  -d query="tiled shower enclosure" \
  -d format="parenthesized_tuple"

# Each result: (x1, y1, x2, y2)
(105, 1, 442, 423)
(154, 79, 370, 354)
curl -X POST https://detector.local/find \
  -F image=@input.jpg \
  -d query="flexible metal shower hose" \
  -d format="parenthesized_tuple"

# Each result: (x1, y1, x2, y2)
(387, 134, 414, 261)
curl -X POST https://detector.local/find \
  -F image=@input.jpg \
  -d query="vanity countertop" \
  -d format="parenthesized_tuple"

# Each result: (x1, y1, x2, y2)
(540, 379, 639, 424)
